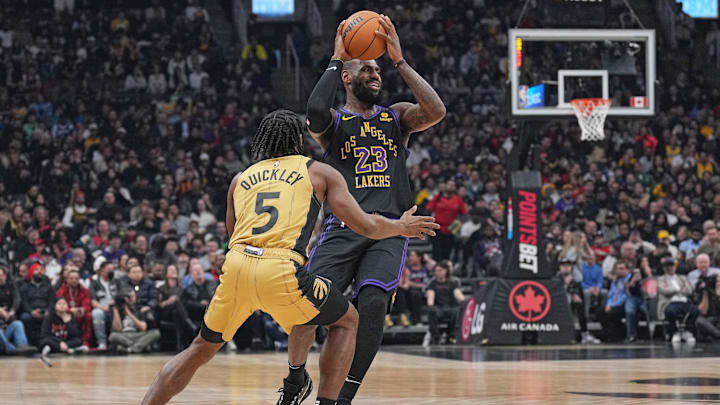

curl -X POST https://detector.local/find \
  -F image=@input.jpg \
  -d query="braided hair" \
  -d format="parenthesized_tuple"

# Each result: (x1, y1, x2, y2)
(251, 109, 304, 162)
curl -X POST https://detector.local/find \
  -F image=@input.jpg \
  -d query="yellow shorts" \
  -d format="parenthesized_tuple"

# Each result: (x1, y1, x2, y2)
(202, 245, 348, 342)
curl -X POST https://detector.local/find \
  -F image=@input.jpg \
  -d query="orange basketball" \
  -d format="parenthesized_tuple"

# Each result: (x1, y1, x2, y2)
(342, 10, 386, 60)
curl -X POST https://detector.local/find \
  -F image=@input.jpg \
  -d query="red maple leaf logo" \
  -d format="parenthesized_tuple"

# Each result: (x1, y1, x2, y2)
(509, 281, 552, 322)
(515, 287, 545, 315)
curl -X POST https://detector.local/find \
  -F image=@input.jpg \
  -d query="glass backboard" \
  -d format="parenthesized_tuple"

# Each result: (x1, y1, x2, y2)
(509, 29, 656, 118)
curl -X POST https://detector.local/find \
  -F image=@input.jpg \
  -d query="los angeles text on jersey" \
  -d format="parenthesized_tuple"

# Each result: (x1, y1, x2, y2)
(339, 121, 397, 189)
(239, 167, 304, 190)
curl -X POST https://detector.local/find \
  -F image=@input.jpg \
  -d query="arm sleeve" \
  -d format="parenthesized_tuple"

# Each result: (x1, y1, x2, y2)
(306, 60, 343, 133)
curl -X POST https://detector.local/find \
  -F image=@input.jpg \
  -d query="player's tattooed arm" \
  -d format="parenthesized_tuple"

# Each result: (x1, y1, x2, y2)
(376, 15, 446, 142)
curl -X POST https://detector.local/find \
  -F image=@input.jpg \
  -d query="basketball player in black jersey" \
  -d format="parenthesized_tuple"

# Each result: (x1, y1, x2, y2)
(279, 16, 446, 405)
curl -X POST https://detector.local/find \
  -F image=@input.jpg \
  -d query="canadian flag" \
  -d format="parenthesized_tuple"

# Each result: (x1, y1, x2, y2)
(631, 97, 647, 108)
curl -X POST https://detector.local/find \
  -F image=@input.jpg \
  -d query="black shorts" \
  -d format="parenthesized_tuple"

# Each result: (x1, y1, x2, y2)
(307, 214, 409, 299)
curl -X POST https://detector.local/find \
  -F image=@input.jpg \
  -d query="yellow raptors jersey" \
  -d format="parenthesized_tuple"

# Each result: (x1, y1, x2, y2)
(228, 155, 320, 257)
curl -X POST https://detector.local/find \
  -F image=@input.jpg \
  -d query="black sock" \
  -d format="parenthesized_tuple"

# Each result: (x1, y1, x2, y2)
(287, 362, 306, 387)
(315, 398, 335, 405)
(339, 287, 389, 402)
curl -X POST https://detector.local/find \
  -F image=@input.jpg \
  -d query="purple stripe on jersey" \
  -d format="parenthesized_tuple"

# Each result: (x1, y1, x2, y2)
(340, 106, 382, 120)
(306, 215, 335, 271)
(352, 238, 409, 297)
(322, 112, 342, 161)
(387, 107, 411, 155)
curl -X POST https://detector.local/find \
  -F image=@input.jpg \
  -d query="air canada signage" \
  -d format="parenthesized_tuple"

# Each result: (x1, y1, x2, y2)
(457, 278, 574, 345)
(502, 280, 560, 332)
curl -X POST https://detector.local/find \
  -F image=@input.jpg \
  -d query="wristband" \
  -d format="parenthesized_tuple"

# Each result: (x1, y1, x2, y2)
(393, 58, 406, 68)
(328, 59, 344, 70)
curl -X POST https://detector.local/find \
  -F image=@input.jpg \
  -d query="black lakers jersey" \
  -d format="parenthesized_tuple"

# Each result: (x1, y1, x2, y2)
(322, 106, 412, 218)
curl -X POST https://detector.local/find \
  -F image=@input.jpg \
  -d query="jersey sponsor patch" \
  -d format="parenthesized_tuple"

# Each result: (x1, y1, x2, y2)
(379, 112, 393, 122)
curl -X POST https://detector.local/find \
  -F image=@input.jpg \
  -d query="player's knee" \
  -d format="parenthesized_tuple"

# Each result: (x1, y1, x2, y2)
(291, 323, 318, 336)
(190, 336, 221, 363)
(357, 287, 389, 319)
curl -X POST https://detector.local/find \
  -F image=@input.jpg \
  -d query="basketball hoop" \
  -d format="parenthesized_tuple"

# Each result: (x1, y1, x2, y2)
(570, 98, 611, 142)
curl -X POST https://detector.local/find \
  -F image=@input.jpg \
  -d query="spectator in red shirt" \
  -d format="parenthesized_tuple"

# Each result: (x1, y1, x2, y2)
(426, 179, 468, 261)
(56, 269, 92, 348)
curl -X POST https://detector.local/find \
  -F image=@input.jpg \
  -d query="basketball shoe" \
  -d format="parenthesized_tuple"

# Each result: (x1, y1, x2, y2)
(277, 370, 313, 405)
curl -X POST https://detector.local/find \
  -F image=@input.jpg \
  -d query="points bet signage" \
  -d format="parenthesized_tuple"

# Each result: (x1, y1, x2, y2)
(502, 172, 549, 279)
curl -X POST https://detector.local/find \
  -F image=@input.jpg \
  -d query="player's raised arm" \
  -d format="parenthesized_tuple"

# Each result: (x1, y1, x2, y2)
(306, 21, 351, 150)
(375, 15, 446, 142)
(309, 161, 439, 240)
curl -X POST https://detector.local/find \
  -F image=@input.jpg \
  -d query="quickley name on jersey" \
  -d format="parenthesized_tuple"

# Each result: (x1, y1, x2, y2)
(323, 106, 412, 218)
(229, 155, 320, 257)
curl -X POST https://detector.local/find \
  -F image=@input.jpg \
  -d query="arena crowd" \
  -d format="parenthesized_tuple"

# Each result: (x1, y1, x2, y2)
(2, 0, 720, 357)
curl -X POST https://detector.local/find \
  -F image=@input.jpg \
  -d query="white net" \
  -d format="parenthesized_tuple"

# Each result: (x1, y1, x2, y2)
(570, 98, 612, 141)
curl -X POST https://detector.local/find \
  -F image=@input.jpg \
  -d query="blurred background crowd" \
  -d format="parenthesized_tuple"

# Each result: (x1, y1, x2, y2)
(2, 0, 720, 357)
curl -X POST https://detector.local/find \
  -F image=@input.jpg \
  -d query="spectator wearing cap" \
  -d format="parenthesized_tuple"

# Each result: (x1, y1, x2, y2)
(601, 212, 619, 242)
(558, 258, 599, 344)
(56, 269, 92, 348)
(555, 184, 577, 213)
(103, 233, 127, 265)
(590, 230, 611, 263)
(0, 265, 36, 355)
(688, 253, 720, 288)
(655, 230, 679, 259)
(657, 256, 697, 343)
(426, 179, 468, 261)
(90, 261, 118, 351)
(19, 263, 56, 345)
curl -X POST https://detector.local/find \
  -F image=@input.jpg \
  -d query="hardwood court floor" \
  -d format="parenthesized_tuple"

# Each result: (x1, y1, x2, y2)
(2, 344, 720, 404)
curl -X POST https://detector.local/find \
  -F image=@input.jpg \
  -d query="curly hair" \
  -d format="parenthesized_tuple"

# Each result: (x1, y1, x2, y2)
(250, 109, 304, 161)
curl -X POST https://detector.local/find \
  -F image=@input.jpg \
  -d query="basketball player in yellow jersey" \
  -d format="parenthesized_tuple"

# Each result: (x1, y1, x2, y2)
(142, 110, 439, 405)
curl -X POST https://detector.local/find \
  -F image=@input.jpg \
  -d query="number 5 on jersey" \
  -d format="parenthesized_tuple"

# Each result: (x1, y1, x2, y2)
(252, 192, 280, 235)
